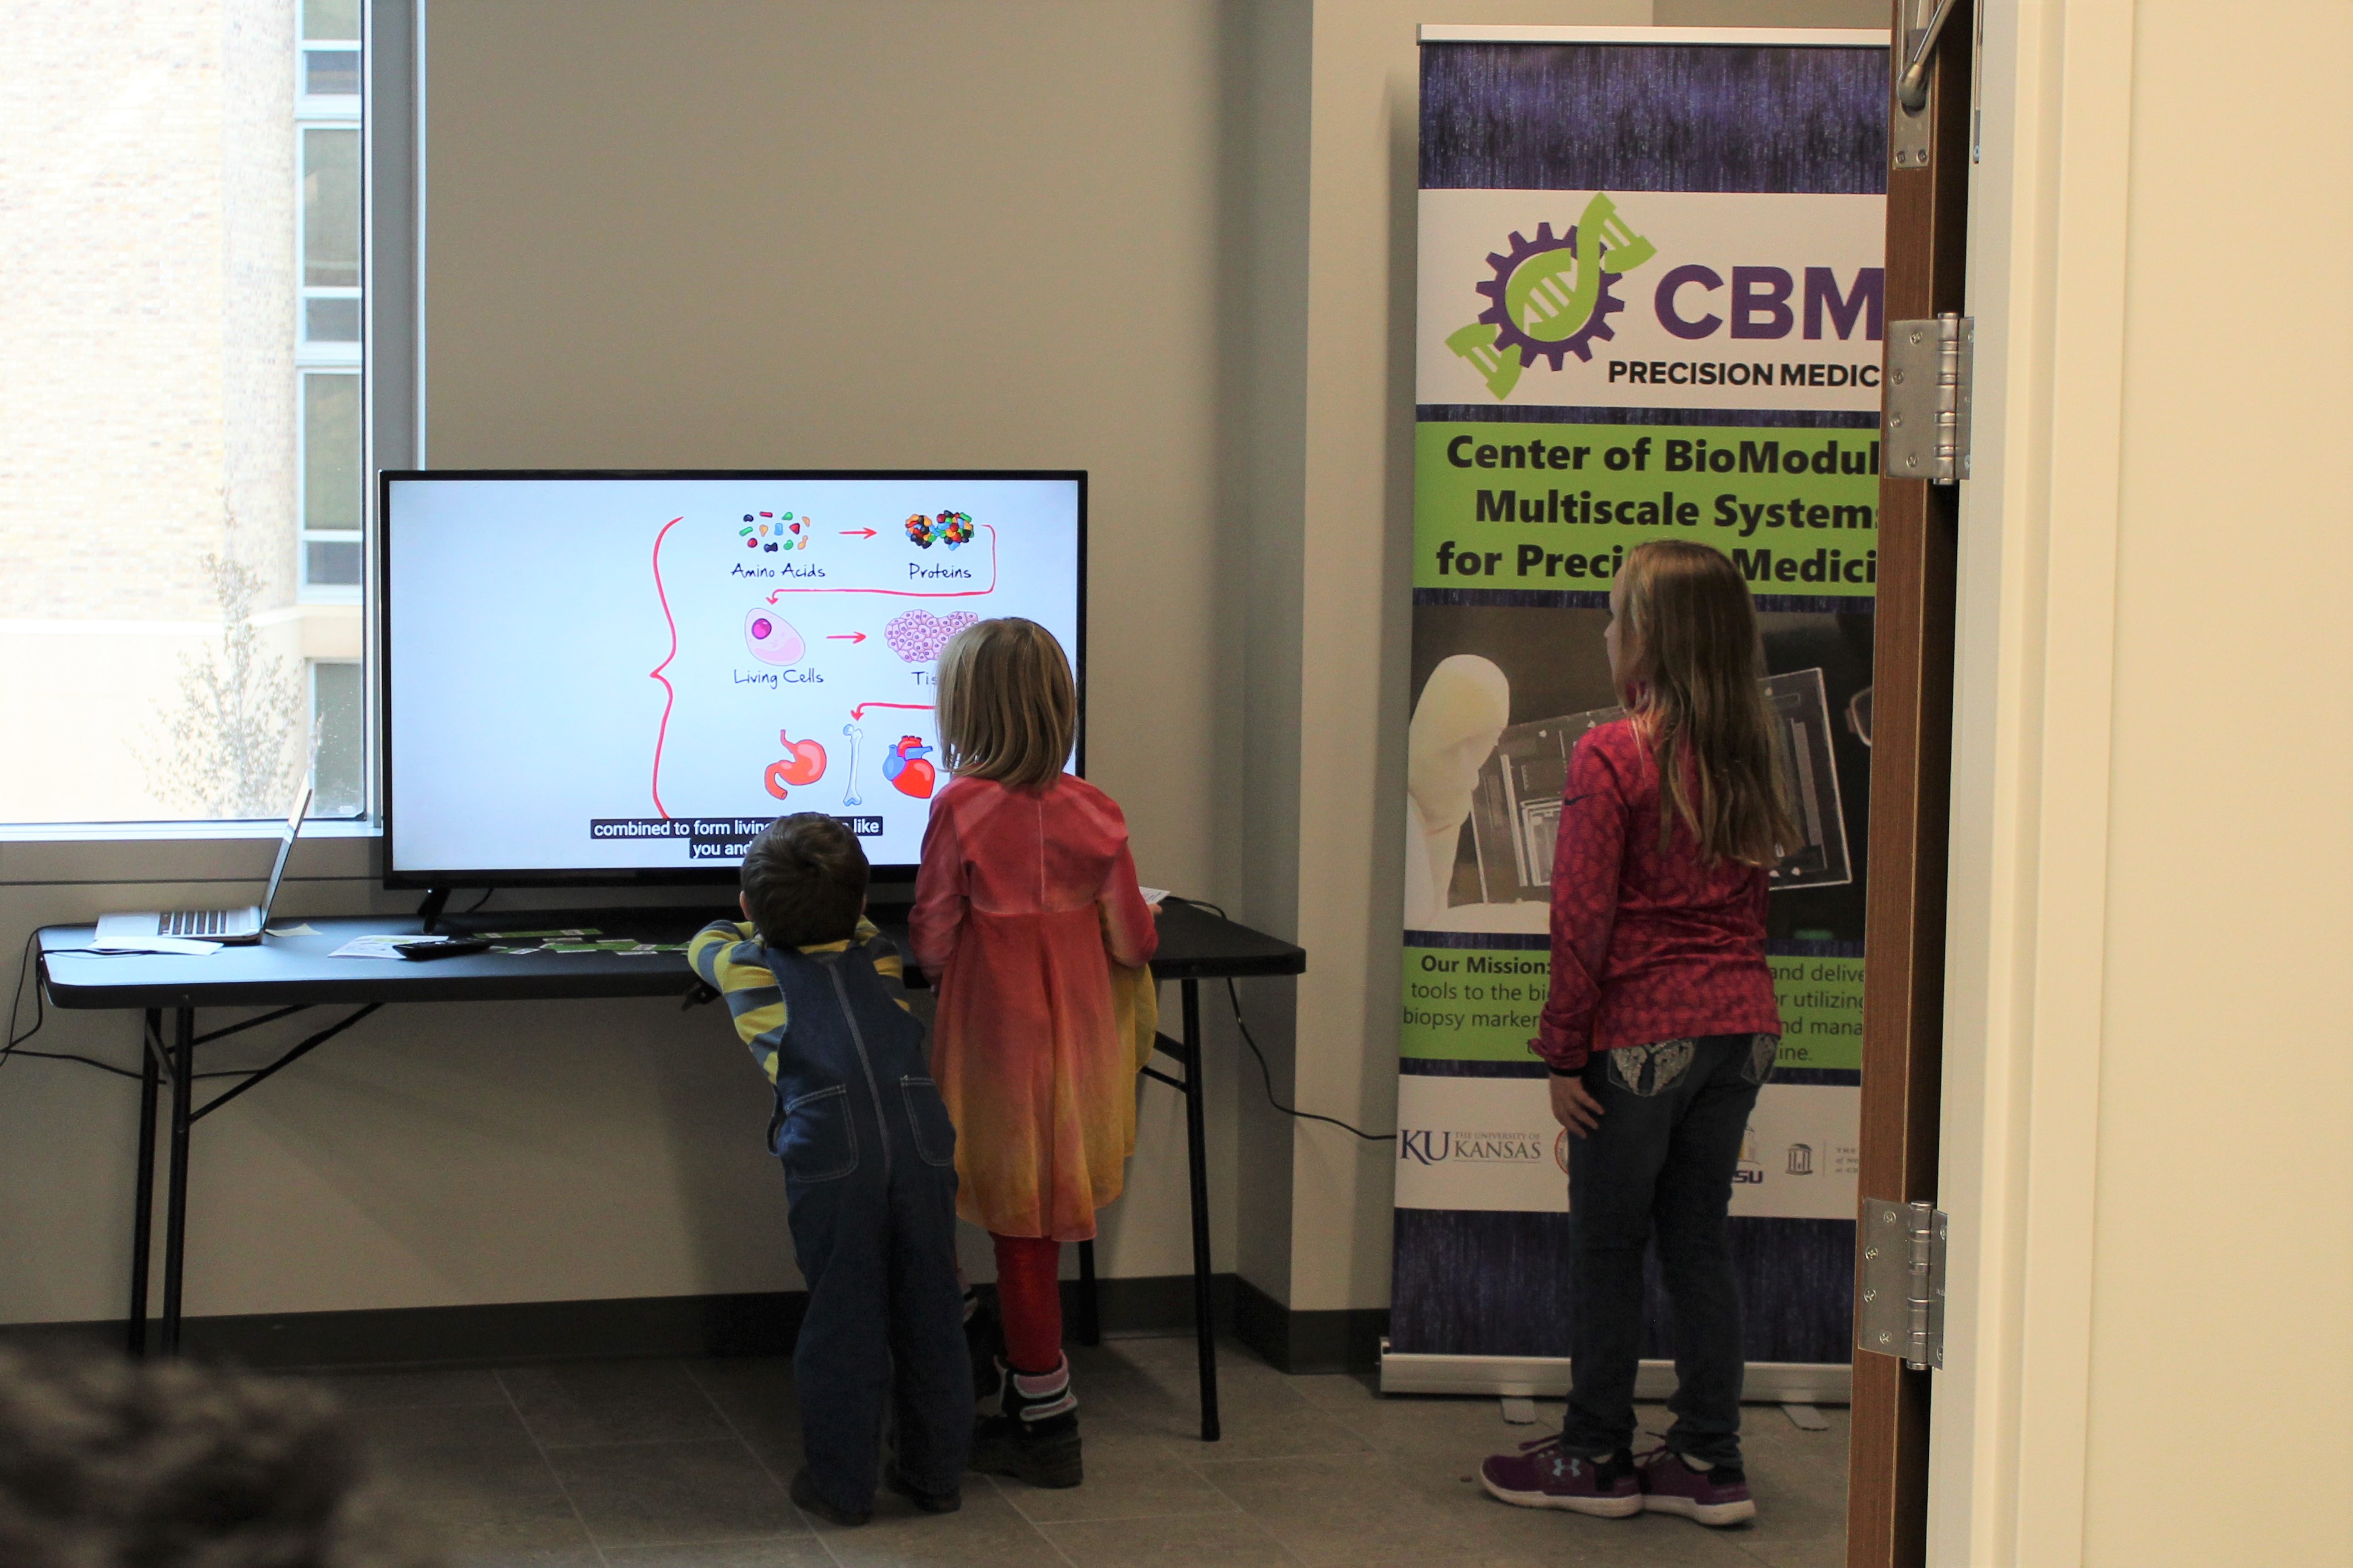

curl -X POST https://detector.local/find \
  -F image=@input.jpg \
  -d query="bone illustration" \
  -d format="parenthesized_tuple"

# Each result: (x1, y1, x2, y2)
(839, 724, 864, 808)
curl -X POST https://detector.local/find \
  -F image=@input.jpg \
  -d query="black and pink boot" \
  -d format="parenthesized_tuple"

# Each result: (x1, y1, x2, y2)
(969, 1353, 1082, 1489)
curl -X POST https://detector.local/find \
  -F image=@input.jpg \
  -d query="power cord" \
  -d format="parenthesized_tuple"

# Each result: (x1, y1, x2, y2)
(4, 931, 146, 1078)
(4, 932, 343, 1083)
(1171, 898, 1395, 1143)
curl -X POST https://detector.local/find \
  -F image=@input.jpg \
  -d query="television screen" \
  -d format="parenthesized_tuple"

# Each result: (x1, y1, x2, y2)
(380, 470, 1085, 886)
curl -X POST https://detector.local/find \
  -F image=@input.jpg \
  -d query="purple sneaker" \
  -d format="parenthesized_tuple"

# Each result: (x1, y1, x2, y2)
(1635, 1447, 1756, 1526)
(1479, 1437, 1641, 1517)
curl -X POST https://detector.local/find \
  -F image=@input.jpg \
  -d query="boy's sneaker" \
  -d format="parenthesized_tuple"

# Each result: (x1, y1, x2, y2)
(1635, 1447, 1756, 1527)
(1477, 1437, 1641, 1517)
(884, 1462, 963, 1515)
(969, 1354, 1083, 1489)
(790, 1467, 871, 1528)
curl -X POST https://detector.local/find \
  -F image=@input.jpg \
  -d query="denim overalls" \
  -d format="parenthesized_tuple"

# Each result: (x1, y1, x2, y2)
(763, 940, 969, 1514)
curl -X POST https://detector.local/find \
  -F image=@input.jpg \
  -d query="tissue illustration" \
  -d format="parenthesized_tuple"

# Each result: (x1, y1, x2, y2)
(885, 609, 978, 664)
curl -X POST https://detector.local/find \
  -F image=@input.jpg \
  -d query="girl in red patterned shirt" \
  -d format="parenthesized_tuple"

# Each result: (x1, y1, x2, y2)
(1480, 540, 1792, 1530)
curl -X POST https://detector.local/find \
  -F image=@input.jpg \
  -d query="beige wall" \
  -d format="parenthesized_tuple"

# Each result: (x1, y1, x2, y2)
(0, 0, 1263, 1327)
(1935, 1, 2352, 1564)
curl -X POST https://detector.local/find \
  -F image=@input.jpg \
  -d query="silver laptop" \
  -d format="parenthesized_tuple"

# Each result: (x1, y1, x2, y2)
(96, 787, 312, 946)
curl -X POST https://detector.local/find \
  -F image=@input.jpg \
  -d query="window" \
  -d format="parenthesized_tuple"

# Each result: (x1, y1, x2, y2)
(301, 372, 365, 589)
(308, 660, 366, 817)
(298, 0, 365, 599)
(0, 0, 402, 826)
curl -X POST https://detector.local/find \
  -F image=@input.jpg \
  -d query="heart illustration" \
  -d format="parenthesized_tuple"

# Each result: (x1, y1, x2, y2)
(885, 609, 978, 664)
(883, 736, 937, 799)
(892, 757, 936, 799)
(771, 731, 827, 787)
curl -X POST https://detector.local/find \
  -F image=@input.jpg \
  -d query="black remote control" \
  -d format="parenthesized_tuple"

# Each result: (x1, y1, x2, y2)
(393, 938, 493, 961)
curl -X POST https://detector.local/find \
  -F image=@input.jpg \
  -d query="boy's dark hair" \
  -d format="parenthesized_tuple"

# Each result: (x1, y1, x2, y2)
(0, 1347, 438, 1568)
(741, 813, 868, 948)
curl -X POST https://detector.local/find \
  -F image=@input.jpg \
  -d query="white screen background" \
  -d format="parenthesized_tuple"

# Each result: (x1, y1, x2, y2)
(385, 475, 1082, 877)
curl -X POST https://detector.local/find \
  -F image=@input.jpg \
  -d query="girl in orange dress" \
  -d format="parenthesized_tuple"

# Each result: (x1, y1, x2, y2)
(909, 617, 1158, 1490)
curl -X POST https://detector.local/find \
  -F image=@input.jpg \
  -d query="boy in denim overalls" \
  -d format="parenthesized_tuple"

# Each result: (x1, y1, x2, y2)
(688, 813, 969, 1525)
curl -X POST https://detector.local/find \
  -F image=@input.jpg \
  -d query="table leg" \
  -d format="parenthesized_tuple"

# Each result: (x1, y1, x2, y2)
(127, 1008, 161, 1358)
(159, 1006, 195, 1355)
(1075, 1238, 1101, 1347)
(1181, 979, 1220, 1441)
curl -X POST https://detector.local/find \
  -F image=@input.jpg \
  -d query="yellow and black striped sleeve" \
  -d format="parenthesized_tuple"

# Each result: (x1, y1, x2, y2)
(855, 918, 910, 1006)
(688, 919, 789, 1083)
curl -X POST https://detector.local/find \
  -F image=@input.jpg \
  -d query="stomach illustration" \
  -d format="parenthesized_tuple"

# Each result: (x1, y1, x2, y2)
(763, 730, 829, 798)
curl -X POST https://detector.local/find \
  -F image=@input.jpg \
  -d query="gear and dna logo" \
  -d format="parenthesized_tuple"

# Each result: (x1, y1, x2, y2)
(1446, 192, 1657, 400)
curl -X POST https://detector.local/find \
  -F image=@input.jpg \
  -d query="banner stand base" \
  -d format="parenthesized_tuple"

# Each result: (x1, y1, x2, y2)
(1377, 1342, 1851, 1406)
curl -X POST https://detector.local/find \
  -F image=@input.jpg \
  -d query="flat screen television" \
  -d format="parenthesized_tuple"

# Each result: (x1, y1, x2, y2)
(379, 470, 1086, 888)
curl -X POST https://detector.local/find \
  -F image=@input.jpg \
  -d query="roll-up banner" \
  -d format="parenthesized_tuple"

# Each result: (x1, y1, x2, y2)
(1385, 26, 1887, 1400)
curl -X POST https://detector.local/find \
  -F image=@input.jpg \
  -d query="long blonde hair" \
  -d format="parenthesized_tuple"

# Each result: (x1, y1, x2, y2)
(933, 617, 1077, 790)
(1616, 541, 1796, 866)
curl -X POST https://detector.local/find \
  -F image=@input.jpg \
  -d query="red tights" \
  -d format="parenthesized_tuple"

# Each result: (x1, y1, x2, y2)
(989, 1233, 1063, 1374)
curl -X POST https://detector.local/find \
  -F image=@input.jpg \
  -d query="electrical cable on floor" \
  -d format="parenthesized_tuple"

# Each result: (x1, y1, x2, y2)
(1170, 898, 1395, 1143)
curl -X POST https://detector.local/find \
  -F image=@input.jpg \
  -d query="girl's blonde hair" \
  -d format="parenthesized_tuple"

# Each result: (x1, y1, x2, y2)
(1616, 540, 1798, 867)
(933, 617, 1077, 791)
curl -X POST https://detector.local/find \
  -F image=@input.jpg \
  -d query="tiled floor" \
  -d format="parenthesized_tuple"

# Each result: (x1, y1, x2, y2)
(329, 1336, 1848, 1568)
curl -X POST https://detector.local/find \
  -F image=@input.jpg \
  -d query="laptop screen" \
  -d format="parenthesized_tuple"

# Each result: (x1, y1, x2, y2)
(259, 787, 313, 919)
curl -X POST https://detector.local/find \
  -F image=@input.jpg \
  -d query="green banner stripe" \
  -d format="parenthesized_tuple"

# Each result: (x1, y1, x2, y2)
(1415, 421, 1881, 598)
(1397, 945, 1863, 1071)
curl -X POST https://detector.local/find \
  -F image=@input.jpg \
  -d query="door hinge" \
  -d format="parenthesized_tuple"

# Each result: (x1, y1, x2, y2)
(1856, 1197, 1947, 1370)
(1884, 313, 1972, 485)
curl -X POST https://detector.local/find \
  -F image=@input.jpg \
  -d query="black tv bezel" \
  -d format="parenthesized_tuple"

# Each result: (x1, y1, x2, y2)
(377, 467, 1088, 891)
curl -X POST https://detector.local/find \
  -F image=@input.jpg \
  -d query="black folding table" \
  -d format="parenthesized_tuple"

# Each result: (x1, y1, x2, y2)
(36, 896, 1302, 1442)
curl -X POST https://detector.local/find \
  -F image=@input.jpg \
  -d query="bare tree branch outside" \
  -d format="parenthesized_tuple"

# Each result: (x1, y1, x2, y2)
(140, 551, 308, 819)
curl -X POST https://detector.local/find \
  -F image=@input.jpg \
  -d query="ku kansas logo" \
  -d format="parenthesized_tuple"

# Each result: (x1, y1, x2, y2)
(1447, 192, 1657, 400)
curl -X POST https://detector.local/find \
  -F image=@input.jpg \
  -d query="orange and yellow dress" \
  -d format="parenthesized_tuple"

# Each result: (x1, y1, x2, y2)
(909, 774, 1159, 1242)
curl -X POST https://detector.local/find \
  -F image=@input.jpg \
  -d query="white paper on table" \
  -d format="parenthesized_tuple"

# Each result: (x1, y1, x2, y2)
(266, 923, 323, 936)
(329, 934, 441, 959)
(1139, 887, 1170, 907)
(80, 936, 223, 956)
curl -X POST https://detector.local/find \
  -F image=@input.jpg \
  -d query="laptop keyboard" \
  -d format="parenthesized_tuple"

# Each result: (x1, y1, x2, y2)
(163, 909, 228, 938)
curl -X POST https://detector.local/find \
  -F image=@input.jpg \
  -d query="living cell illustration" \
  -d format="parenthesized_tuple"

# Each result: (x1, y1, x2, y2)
(744, 609, 806, 665)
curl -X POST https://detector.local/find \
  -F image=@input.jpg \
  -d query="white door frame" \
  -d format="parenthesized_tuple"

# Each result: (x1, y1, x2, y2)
(1926, 1, 2135, 1562)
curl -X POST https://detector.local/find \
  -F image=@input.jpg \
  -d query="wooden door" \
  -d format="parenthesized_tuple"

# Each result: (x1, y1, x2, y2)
(1849, 3, 1973, 1565)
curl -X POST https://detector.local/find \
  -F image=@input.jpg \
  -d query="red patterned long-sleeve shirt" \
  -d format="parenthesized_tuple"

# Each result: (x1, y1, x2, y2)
(1531, 717, 1783, 1073)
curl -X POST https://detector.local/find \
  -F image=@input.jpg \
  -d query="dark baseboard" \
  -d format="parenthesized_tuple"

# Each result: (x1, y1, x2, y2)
(1231, 1275, 1388, 1375)
(0, 1273, 1240, 1373)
